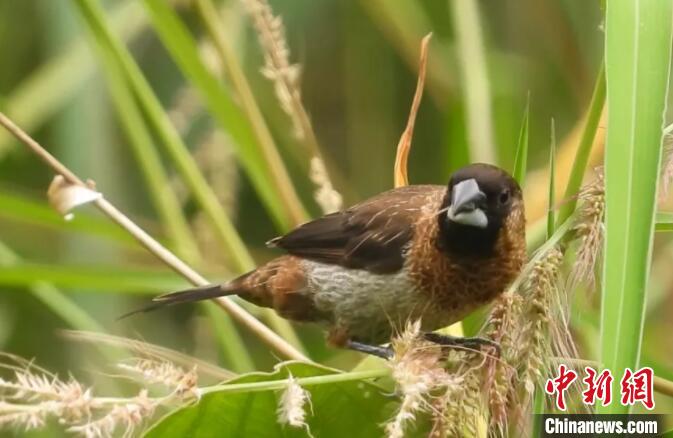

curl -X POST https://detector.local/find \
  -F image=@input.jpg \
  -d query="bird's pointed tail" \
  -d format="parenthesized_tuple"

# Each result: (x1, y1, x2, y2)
(119, 284, 234, 319)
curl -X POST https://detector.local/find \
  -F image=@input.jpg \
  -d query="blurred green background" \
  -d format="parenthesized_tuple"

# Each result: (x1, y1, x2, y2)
(1, 0, 671, 423)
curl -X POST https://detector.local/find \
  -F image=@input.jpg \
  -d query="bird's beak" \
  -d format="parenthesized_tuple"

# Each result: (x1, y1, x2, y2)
(447, 178, 488, 228)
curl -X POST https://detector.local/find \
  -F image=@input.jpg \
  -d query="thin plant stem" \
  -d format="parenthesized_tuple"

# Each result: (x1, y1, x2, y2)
(0, 112, 308, 362)
(200, 368, 389, 396)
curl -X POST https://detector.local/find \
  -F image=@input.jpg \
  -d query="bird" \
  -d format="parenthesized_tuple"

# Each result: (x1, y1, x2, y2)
(133, 163, 526, 359)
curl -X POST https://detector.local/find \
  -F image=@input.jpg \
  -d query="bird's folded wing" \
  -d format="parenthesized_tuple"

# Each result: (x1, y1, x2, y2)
(269, 185, 444, 274)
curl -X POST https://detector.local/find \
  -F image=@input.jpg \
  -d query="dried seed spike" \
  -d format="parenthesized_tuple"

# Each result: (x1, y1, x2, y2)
(570, 170, 605, 289)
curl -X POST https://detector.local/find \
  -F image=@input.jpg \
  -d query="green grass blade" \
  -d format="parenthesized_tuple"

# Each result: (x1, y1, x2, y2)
(548, 119, 556, 238)
(600, 0, 673, 415)
(142, 0, 307, 230)
(0, 263, 184, 293)
(556, 63, 606, 227)
(0, 189, 137, 247)
(512, 95, 530, 185)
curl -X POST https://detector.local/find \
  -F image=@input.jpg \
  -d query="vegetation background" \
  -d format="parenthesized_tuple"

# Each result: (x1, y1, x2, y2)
(0, 0, 671, 436)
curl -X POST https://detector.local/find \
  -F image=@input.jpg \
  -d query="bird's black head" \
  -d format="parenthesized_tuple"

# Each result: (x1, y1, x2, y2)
(437, 163, 523, 257)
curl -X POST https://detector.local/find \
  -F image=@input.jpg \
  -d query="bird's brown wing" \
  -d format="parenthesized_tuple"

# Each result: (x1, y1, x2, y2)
(269, 185, 444, 273)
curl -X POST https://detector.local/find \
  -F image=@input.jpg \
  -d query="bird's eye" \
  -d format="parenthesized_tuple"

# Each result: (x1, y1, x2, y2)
(499, 190, 510, 204)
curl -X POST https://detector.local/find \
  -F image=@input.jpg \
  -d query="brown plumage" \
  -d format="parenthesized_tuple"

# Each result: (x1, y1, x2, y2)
(141, 163, 526, 357)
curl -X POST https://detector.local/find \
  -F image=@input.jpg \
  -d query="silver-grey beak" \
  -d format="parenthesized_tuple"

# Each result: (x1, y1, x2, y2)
(447, 178, 488, 228)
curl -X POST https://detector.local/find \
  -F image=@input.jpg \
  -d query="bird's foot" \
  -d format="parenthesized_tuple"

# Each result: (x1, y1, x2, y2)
(423, 332, 500, 356)
(346, 340, 394, 360)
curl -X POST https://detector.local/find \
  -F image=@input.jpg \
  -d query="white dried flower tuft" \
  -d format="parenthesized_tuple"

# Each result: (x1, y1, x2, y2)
(310, 157, 343, 213)
(118, 358, 199, 400)
(47, 175, 102, 221)
(277, 374, 312, 436)
(0, 353, 198, 437)
(386, 321, 462, 438)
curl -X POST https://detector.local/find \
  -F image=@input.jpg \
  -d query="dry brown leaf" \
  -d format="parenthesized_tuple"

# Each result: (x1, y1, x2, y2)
(394, 33, 432, 188)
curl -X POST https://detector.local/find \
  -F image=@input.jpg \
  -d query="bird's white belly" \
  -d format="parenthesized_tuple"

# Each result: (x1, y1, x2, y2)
(302, 260, 449, 343)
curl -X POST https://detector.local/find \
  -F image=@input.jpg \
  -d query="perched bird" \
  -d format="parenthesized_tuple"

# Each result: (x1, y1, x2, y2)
(138, 163, 526, 358)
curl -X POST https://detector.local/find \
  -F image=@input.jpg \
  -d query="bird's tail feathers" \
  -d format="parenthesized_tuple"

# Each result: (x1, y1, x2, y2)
(119, 284, 234, 319)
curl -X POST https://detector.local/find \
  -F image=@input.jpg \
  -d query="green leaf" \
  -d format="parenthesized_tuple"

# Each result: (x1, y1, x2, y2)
(600, 0, 673, 415)
(513, 94, 530, 186)
(146, 362, 394, 438)
(547, 119, 556, 239)
(0, 263, 184, 293)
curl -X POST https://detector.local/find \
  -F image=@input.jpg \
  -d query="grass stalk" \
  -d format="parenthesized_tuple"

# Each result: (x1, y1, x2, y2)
(200, 367, 388, 396)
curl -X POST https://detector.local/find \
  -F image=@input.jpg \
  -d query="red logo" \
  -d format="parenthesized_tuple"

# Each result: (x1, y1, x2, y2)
(620, 367, 655, 410)
(545, 364, 578, 411)
(582, 367, 613, 406)
(546, 365, 656, 410)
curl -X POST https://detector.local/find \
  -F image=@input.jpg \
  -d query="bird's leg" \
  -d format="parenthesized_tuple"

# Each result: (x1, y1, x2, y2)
(346, 340, 394, 360)
(423, 332, 500, 355)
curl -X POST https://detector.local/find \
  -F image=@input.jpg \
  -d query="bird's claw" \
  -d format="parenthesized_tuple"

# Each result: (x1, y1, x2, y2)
(346, 340, 394, 360)
(423, 332, 500, 356)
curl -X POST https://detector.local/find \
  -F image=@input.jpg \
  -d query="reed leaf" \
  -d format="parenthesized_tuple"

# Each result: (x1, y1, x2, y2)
(600, 0, 673, 415)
